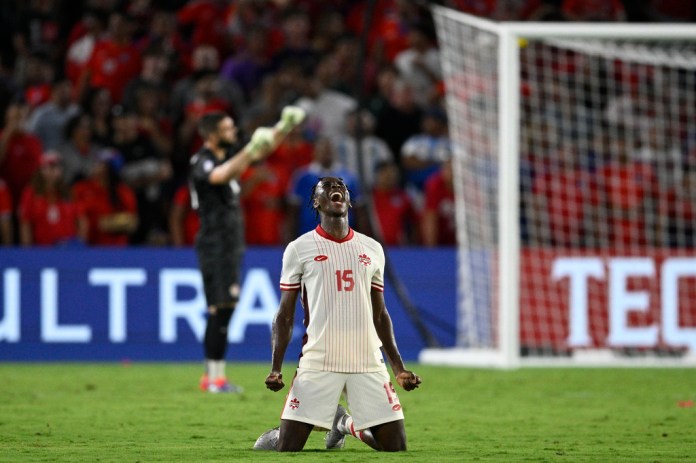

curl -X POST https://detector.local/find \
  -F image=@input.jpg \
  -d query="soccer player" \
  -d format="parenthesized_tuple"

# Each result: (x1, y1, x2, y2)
(254, 176, 422, 451)
(189, 106, 305, 393)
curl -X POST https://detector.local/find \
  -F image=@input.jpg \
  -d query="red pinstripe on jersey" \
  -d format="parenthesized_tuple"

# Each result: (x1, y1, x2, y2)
(279, 226, 387, 373)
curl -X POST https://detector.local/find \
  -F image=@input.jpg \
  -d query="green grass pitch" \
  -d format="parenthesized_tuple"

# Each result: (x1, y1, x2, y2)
(1, 363, 695, 462)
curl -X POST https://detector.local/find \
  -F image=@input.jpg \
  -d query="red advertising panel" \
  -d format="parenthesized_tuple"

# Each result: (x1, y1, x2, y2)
(520, 249, 696, 352)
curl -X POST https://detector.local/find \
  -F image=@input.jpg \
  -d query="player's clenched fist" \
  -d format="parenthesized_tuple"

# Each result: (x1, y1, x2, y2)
(395, 370, 422, 391)
(265, 371, 285, 391)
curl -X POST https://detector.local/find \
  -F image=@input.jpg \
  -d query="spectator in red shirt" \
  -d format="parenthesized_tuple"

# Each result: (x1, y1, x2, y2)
(593, 137, 656, 248)
(18, 151, 87, 246)
(0, 101, 43, 208)
(371, 161, 417, 246)
(265, 124, 313, 191)
(169, 183, 199, 247)
(176, 0, 230, 57)
(72, 149, 138, 246)
(422, 159, 456, 246)
(532, 145, 594, 248)
(240, 161, 288, 245)
(0, 178, 13, 245)
(77, 11, 142, 104)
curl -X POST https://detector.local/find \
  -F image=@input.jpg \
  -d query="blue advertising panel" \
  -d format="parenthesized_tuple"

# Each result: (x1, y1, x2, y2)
(0, 248, 456, 362)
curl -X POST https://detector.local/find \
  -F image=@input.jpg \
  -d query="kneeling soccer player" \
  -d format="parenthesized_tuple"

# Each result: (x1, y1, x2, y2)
(253, 176, 421, 451)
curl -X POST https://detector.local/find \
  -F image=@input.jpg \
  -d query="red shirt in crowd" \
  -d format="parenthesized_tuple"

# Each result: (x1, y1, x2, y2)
(533, 168, 593, 247)
(72, 179, 138, 246)
(595, 161, 656, 247)
(0, 131, 43, 207)
(18, 187, 83, 246)
(0, 179, 12, 217)
(85, 39, 142, 103)
(266, 139, 313, 190)
(423, 170, 457, 246)
(176, 0, 229, 55)
(241, 163, 287, 245)
(372, 187, 417, 246)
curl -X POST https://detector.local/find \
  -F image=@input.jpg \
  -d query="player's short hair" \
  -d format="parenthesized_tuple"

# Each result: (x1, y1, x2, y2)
(198, 112, 228, 138)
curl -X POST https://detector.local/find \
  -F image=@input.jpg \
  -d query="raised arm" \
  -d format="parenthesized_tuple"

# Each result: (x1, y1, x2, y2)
(372, 289, 422, 391)
(209, 106, 306, 185)
(264, 288, 300, 392)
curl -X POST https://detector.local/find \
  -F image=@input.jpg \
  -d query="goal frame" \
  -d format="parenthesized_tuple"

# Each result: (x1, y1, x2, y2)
(421, 6, 696, 368)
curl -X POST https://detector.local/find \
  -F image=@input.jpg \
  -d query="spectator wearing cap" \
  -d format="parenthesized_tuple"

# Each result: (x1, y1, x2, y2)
(400, 105, 452, 208)
(18, 151, 87, 246)
(72, 148, 138, 246)
(27, 78, 81, 150)
(57, 113, 102, 185)
(0, 178, 13, 245)
(0, 101, 43, 208)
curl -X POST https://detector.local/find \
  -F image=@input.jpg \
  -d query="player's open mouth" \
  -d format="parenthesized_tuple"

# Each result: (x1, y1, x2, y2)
(330, 192, 343, 202)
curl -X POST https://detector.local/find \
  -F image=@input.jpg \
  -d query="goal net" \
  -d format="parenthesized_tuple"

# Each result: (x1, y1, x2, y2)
(422, 7, 696, 367)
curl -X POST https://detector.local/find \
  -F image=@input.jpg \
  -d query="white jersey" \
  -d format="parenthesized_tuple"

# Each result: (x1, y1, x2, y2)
(280, 225, 387, 373)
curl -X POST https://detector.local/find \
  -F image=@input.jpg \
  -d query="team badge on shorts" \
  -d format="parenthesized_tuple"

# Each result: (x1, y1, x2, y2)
(289, 397, 300, 409)
(358, 254, 371, 266)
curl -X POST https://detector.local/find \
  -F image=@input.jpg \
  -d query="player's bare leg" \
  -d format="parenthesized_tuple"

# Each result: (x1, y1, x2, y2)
(277, 419, 314, 452)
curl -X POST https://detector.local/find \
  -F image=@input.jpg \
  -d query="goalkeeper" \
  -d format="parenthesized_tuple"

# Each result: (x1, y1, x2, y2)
(189, 106, 305, 393)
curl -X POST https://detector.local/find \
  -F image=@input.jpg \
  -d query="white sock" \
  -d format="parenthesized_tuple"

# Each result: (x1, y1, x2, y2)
(206, 360, 225, 379)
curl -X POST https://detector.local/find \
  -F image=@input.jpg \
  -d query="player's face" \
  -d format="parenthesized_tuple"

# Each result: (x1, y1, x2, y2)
(314, 177, 350, 217)
(216, 117, 238, 149)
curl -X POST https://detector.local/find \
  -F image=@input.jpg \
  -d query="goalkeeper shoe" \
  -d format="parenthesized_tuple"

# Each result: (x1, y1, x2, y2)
(208, 377, 244, 394)
(276, 105, 307, 134)
(325, 404, 348, 449)
(199, 375, 210, 392)
(253, 427, 280, 450)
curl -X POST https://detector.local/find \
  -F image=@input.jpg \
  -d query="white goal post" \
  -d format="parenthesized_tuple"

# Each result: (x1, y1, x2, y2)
(421, 6, 696, 367)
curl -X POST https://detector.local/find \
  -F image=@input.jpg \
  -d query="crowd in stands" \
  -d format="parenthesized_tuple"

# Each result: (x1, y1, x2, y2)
(0, 0, 693, 249)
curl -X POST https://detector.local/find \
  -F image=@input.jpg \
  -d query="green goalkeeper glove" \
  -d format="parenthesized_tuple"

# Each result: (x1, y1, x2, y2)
(275, 105, 307, 134)
(247, 127, 274, 161)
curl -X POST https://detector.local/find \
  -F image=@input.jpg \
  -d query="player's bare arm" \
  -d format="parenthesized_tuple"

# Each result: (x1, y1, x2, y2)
(209, 106, 306, 185)
(371, 289, 422, 391)
(265, 289, 300, 392)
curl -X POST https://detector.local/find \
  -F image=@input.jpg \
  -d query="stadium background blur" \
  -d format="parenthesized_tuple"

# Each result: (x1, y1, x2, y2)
(1, 0, 693, 250)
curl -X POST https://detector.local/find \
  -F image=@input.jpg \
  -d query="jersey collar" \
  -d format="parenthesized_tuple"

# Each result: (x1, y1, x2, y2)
(315, 225, 354, 243)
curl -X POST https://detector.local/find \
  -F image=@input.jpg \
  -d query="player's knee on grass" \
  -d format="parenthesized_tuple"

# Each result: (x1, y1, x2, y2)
(371, 420, 407, 452)
(277, 420, 313, 452)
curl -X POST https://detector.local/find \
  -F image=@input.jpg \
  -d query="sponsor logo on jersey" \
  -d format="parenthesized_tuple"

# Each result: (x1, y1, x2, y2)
(314, 255, 329, 262)
(358, 253, 371, 266)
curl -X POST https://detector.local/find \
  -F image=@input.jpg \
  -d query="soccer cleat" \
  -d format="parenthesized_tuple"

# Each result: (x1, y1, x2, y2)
(325, 404, 348, 449)
(253, 427, 280, 450)
(199, 375, 210, 392)
(207, 377, 244, 394)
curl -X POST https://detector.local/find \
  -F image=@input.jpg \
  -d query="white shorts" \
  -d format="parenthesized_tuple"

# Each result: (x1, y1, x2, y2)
(280, 368, 405, 430)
